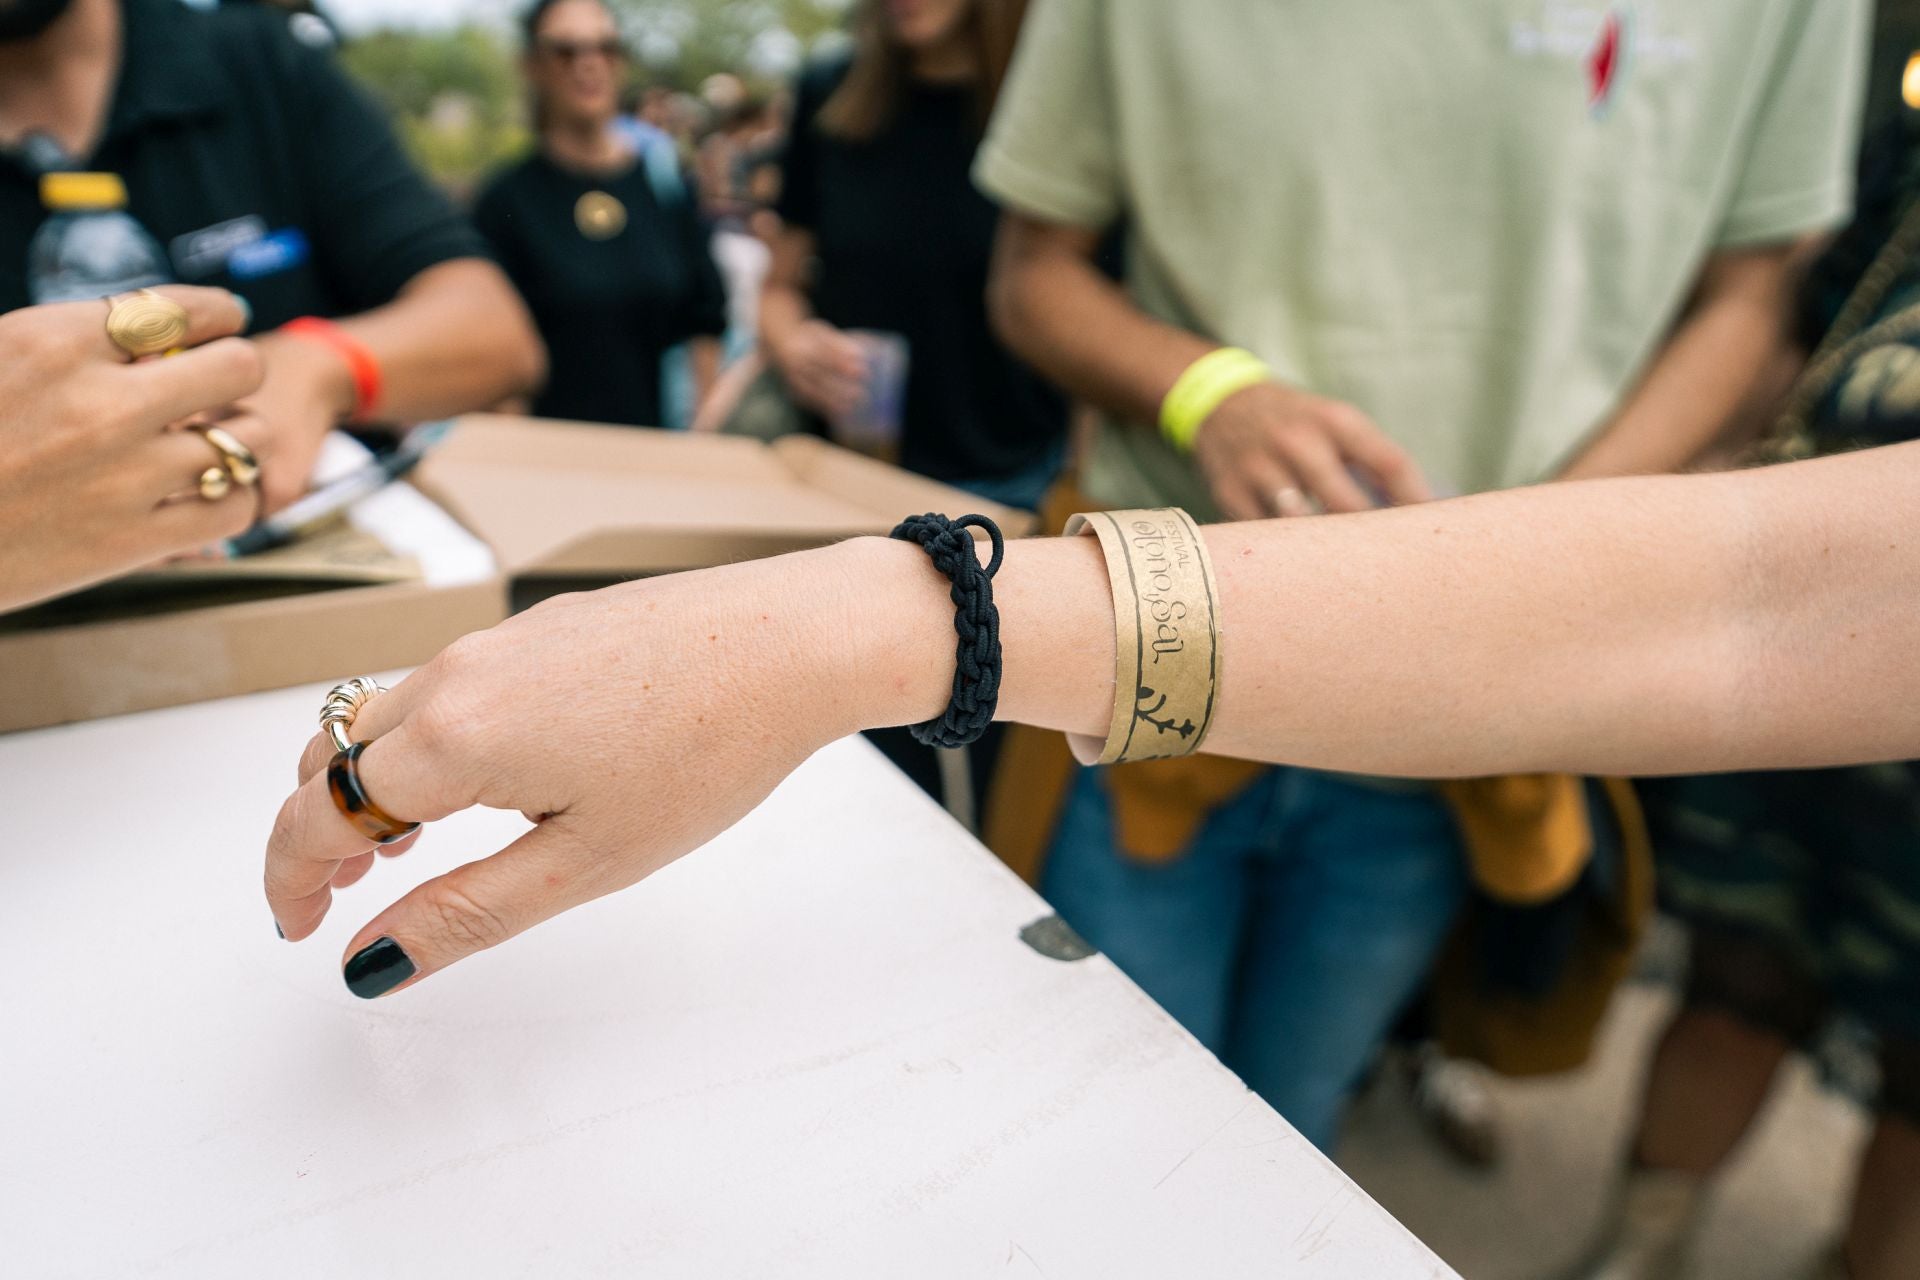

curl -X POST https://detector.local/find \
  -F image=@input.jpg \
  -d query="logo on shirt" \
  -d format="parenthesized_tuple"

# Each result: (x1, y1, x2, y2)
(1586, 9, 1627, 113)
(1509, 2, 1697, 117)
(170, 215, 266, 279)
(226, 227, 310, 281)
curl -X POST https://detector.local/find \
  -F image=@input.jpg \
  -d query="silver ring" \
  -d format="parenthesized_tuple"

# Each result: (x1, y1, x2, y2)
(320, 677, 386, 753)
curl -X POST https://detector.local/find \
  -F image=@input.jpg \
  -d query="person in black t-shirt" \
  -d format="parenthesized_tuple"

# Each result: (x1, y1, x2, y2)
(0, 0, 547, 514)
(763, 0, 1058, 818)
(473, 0, 726, 430)
(762, 0, 1067, 510)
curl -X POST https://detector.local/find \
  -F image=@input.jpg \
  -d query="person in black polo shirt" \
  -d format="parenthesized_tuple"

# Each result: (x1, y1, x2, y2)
(473, 0, 726, 429)
(0, 0, 546, 511)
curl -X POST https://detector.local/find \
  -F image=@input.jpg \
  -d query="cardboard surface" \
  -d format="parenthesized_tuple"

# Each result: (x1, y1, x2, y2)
(420, 414, 1035, 576)
(0, 416, 1039, 734)
(0, 576, 506, 735)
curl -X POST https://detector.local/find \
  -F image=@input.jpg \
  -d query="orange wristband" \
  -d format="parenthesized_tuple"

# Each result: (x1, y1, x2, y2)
(281, 316, 382, 420)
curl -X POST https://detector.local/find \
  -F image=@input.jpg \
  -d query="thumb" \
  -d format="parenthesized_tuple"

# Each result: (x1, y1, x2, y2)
(338, 818, 600, 999)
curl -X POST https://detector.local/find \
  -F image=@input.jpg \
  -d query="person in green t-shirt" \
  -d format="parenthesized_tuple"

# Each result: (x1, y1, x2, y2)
(971, 0, 1870, 1157)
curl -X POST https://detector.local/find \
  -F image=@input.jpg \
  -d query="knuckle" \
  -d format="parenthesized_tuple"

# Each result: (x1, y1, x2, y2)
(433, 629, 497, 678)
(403, 700, 461, 761)
(206, 336, 264, 388)
(407, 688, 485, 764)
(13, 319, 69, 367)
(423, 880, 512, 952)
(265, 793, 303, 865)
(299, 735, 333, 782)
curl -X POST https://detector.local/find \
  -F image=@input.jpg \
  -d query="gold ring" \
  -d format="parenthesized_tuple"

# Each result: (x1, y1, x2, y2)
(321, 676, 387, 753)
(190, 423, 262, 488)
(157, 464, 236, 507)
(105, 288, 189, 358)
(196, 465, 232, 502)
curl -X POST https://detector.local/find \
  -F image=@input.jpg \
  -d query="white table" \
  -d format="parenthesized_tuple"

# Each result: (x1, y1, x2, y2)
(0, 682, 1454, 1279)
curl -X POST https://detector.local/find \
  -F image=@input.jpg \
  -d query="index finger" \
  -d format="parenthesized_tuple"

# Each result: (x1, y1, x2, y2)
(126, 338, 263, 430)
(1327, 411, 1434, 506)
(77, 285, 252, 363)
(265, 716, 472, 940)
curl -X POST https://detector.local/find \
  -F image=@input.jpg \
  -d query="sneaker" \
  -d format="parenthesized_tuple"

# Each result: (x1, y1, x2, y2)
(1410, 1044, 1503, 1170)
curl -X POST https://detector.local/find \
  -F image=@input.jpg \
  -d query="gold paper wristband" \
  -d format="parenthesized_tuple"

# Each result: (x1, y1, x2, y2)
(1064, 508, 1221, 766)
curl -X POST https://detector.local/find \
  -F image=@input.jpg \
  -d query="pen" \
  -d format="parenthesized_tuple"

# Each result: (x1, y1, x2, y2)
(223, 420, 455, 558)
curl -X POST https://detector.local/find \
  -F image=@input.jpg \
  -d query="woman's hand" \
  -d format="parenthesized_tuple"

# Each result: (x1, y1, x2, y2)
(214, 329, 355, 514)
(771, 318, 867, 419)
(264, 541, 943, 998)
(0, 287, 263, 613)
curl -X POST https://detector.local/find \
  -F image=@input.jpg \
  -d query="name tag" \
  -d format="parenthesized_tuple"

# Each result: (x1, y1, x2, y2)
(170, 215, 266, 279)
(227, 227, 311, 280)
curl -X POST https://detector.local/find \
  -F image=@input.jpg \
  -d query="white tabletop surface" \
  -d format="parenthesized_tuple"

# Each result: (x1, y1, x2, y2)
(0, 681, 1454, 1279)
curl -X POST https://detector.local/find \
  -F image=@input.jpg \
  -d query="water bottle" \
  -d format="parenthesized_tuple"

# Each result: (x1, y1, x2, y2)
(26, 170, 171, 304)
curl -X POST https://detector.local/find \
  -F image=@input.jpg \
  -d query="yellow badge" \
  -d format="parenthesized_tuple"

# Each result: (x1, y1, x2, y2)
(574, 191, 627, 241)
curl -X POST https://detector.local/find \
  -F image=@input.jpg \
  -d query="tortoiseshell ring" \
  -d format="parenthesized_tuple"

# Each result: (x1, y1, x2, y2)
(327, 741, 421, 845)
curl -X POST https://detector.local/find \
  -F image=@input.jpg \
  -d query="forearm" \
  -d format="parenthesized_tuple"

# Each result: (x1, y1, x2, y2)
(758, 279, 814, 363)
(689, 337, 721, 405)
(846, 442, 1920, 777)
(332, 259, 546, 421)
(1560, 244, 1803, 481)
(987, 216, 1212, 421)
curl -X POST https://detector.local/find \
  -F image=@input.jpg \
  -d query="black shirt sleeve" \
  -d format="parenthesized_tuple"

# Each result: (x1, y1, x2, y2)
(674, 198, 728, 341)
(259, 16, 488, 311)
(774, 59, 848, 232)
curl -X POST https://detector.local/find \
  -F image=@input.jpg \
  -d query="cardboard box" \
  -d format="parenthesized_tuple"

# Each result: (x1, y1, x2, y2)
(420, 414, 1034, 578)
(0, 415, 1036, 734)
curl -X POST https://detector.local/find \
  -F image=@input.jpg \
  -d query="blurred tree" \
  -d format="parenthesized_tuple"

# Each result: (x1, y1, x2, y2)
(339, 27, 528, 195)
(614, 0, 850, 88)
(333, 1, 853, 191)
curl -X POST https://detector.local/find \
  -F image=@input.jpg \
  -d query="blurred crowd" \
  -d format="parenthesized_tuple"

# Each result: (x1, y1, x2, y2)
(3, 0, 1919, 1276)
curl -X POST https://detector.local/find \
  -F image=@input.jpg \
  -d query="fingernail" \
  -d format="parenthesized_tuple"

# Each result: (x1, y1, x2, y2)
(274, 920, 284, 940)
(232, 292, 252, 332)
(343, 936, 415, 999)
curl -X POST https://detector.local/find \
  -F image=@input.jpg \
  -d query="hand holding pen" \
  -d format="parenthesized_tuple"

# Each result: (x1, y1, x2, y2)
(223, 420, 455, 558)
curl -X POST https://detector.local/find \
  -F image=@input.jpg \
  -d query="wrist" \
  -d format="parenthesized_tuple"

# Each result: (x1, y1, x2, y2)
(258, 330, 355, 422)
(277, 317, 379, 420)
(821, 536, 957, 736)
(818, 531, 1116, 745)
(1162, 347, 1274, 452)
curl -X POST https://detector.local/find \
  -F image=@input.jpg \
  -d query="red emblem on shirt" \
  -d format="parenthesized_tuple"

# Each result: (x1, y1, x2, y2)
(1588, 11, 1624, 110)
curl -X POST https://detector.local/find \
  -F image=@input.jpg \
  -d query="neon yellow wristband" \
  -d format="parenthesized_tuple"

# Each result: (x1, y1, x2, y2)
(1159, 347, 1273, 453)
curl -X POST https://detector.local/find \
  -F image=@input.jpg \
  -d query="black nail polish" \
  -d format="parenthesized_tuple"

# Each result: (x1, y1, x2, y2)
(274, 921, 284, 940)
(343, 936, 415, 999)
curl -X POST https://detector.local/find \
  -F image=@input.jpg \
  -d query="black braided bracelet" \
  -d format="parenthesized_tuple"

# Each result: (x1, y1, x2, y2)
(889, 512, 1005, 749)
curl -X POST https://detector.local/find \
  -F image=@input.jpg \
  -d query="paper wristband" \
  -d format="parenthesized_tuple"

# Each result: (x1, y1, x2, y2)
(1064, 508, 1222, 766)
(1159, 347, 1272, 453)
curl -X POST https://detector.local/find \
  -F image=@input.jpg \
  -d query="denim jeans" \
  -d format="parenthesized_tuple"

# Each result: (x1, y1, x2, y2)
(1041, 765, 1470, 1151)
(953, 439, 1066, 514)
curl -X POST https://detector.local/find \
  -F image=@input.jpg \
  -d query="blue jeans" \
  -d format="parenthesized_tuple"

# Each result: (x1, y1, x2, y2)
(953, 439, 1066, 514)
(1041, 765, 1470, 1151)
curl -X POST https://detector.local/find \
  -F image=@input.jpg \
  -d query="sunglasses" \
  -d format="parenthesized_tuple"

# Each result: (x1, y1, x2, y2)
(537, 37, 626, 64)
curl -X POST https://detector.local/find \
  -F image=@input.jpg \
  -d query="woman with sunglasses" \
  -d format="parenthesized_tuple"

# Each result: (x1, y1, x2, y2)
(473, 0, 726, 429)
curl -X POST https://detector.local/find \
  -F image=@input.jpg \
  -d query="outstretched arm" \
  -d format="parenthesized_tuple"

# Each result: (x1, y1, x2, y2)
(265, 441, 1920, 995)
